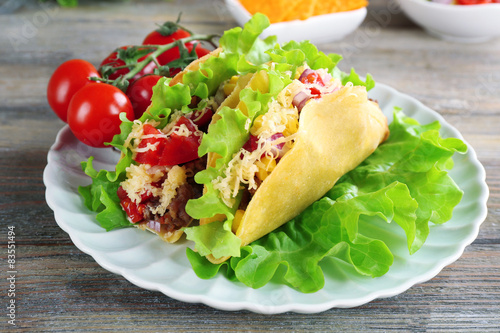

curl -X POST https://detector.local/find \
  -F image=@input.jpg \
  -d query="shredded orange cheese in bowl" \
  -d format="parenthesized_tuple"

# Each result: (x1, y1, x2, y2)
(238, 0, 368, 23)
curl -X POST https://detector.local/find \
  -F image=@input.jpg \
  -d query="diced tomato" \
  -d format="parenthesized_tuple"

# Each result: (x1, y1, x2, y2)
(117, 186, 128, 201)
(134, 124, 165, 165)
(309, 86, 322, 97)
(117, 185, 152, 223)
(158, 117, 201, 166)
(120, 197, 146, 223)
(134, 117, 201, 167)
(189, 107, 213, 129)
(242, 133, 286, 159)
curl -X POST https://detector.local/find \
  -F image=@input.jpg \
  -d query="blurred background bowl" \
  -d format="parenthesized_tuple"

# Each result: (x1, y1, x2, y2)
(398, 0, 500, 43)
(225, 0, 367, 44)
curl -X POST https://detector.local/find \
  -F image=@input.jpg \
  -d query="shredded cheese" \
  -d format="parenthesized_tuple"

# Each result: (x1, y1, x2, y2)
(211, 82, 301, 207)
(151, 165, 187, 215)
(122, 119, 161, 153)
(121, 164, 165, 204)
(120, 113, 194, 216)
(121, 163, 187, 216)
(211, 65, 345, 207)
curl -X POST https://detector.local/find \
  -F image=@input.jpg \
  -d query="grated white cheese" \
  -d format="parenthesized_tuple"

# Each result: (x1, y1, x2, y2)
(211, 84, 300, 207)
(122, 119, 161, 153)
(150, 165, 187, 215)
(121, 164, 165, 204)
(165, 123, 192, 138)
(121, 163, 187, 216)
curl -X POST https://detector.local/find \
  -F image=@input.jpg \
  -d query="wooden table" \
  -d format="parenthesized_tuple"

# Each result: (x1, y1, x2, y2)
(1, 0, 498, 331)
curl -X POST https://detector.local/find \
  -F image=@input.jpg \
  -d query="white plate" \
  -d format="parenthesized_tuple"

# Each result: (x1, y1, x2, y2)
(225, 0, 367, 44)
(398, 0, 500, 43)
(44, 82, 488, 314)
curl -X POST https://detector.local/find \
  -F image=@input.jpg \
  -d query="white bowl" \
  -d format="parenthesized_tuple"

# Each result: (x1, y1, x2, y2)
(224, 0, 367, 44)
(398, 0, 500, 43)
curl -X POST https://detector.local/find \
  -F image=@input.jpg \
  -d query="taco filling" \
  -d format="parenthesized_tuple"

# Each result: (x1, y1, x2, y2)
(185, 62, 389, 263)
(115, 94, 221, 240)
(212, 67, 343, 212)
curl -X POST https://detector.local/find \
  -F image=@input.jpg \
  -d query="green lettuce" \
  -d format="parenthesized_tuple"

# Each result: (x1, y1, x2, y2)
(186, 110, 467, 293)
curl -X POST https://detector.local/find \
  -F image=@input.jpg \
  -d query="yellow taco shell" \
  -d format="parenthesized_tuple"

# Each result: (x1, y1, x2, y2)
(205, 82, 388, 263)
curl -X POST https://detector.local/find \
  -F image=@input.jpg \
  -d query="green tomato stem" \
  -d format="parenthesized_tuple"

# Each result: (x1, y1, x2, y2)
(122, 34, 218, 82)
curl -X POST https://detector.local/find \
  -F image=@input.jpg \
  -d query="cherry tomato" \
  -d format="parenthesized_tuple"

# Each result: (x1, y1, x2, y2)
(456, 0, 491, 3)
(67, 84, 134, 148)
(99, 46, 158, 83)
(142, 27, 191, 65)
(142, 26, 211, 71)
(47, 59, 100, 122)
(126, 74, 163, 119)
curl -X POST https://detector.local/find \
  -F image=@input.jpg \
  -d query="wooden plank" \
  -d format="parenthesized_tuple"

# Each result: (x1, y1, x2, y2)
(0, 0, 498, 331)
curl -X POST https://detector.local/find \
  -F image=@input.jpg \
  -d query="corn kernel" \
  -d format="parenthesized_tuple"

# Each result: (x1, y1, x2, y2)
(256, 167, 268, 181)
(250, 115, 264, 136)
(256, 156, 277, 181)
(223, 83, 236, 96)
(262, 155, 277, 171)
(222, 76, 240, 96)
(284, 115, 299, 136)
(230, 76, 239, 84)
(295, 66, 305, 80)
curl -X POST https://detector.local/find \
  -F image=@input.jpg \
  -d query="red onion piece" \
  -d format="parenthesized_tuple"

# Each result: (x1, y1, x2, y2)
(146, 220, 162, 233)
(268, 133, 287, 159)
(292, 91, 311, 112)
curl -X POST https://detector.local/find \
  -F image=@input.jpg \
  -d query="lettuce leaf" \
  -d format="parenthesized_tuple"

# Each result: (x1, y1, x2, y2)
(186, 109, 467, 293)
(78, 154, 131, 231)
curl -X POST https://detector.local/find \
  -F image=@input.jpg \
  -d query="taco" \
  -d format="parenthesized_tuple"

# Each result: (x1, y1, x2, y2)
(105, 48, 245, 243)
(183, 60, 389, 263)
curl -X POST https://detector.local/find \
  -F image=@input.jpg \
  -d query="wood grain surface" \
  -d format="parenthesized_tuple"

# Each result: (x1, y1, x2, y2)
(0, 0, 499, 331)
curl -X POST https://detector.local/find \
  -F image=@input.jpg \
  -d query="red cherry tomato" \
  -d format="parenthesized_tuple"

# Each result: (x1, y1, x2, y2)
(142, 27, 192, 65)
(99, 46, 158, 83)
(47, 59, 100, 122)
(126, 74, 163, 119)
(67, 84, 134, 148)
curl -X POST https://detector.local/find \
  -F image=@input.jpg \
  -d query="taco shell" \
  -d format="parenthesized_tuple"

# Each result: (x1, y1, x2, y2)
(204, 77, 388, 263)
